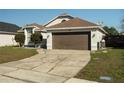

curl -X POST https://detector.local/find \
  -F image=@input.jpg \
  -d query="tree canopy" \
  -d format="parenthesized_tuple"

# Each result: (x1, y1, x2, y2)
(120, 19, 124, 32)
(15, 33, 25, 47)
(103, 26, 119, 35)
(31, 32, 43, 45)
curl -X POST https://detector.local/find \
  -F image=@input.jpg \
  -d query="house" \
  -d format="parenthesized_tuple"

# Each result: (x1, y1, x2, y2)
(22, 13, 108, 51)
(19, 23, 47, 48)
(0, 22, 20, 46)
(0, 31, 17, 46)
(120, 31, 124, 35)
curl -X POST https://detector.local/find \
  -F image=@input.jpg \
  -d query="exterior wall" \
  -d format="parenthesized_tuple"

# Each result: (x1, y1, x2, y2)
(24, 28, 34, 45)
(24, 29, 29, 45)
(97, 30, 105, 43)
(91, 30, 105, 51)
(41, 32, 47, 39)
(45, 18, 70, 27)
(0, 34, 17, 46)
(47, 32, 52, 49)
(32, 28, 35, 34)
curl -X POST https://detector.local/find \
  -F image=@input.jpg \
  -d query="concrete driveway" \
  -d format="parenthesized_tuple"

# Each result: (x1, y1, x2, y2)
(0, 49, 90, 83)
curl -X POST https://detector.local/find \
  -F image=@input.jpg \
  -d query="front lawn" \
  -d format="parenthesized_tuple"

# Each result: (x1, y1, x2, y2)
(75, 48, 124, 83)
(0, 46, 37, 64)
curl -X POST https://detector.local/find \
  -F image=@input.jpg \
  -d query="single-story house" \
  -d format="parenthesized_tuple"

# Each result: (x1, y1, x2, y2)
(0, 31, 17, 46)
(22, 13, 108, 51)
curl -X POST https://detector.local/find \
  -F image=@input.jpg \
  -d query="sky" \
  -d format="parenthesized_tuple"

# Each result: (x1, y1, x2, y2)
(0, 9, 124, 31)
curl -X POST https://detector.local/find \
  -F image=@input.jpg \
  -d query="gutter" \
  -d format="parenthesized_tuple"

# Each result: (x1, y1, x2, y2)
(46, 26, 108, 34)
(0, 31, 16, 35)
(46, 26, 100, 30)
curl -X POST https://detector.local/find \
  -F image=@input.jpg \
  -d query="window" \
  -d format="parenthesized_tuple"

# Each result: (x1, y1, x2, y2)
(61, 20, 66, 23)
(26, 28, 33, 33)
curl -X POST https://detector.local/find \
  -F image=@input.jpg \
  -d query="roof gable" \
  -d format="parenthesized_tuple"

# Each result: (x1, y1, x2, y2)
(23, 23, 45, 31)
(48, 18, 98, 28)
(44, 13, 74, 27)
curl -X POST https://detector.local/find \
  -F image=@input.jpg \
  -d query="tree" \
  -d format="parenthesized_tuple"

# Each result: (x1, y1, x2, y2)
(103, 26, 119, 35)
(120, 19, 124, 32)
(15, 33, 25, 47)
(31, 32, 43, 47)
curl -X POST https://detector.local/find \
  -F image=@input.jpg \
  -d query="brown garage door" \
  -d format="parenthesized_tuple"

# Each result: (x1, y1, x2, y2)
(52, 32, 90, 50)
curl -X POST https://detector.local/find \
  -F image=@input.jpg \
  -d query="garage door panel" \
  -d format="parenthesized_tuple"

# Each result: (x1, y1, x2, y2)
(52, 32, 90, 50)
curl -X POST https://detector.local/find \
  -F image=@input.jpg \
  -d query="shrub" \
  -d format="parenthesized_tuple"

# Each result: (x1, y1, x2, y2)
(15, 33, 25, 47)
(31, 32, 43, 47)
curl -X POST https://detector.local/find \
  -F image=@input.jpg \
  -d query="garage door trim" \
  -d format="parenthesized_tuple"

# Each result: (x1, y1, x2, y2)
(52, 32, 91, 50)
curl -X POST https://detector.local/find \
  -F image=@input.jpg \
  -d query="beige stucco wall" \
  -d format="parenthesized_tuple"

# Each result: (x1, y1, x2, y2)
(24, 29, 31, 45)
(91, 30, 105, 51)
(41, 32, 47, 39)
(0, 34, 17, 46)
(47, 32, 52, 49)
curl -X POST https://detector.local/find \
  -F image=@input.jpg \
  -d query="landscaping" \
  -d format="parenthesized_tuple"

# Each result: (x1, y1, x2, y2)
(0, 46, 37, 64)
(75, 48, 124, 83)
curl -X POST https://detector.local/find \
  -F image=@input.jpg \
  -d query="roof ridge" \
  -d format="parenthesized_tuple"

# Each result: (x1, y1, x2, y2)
(48, 17, 98, 28)
(26, 23, 42, 26)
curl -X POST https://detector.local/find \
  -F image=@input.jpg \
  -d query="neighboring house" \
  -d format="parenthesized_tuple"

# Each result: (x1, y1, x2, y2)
(120, 31, 124, 35)
(0, 31, 17, 46)
(21, 23, 47, 48)
(21, 13, 108, 51)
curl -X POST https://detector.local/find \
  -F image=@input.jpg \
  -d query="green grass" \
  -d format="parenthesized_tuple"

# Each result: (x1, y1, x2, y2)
(0, 46, 37, 64)
(75, 48, 124, 83)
